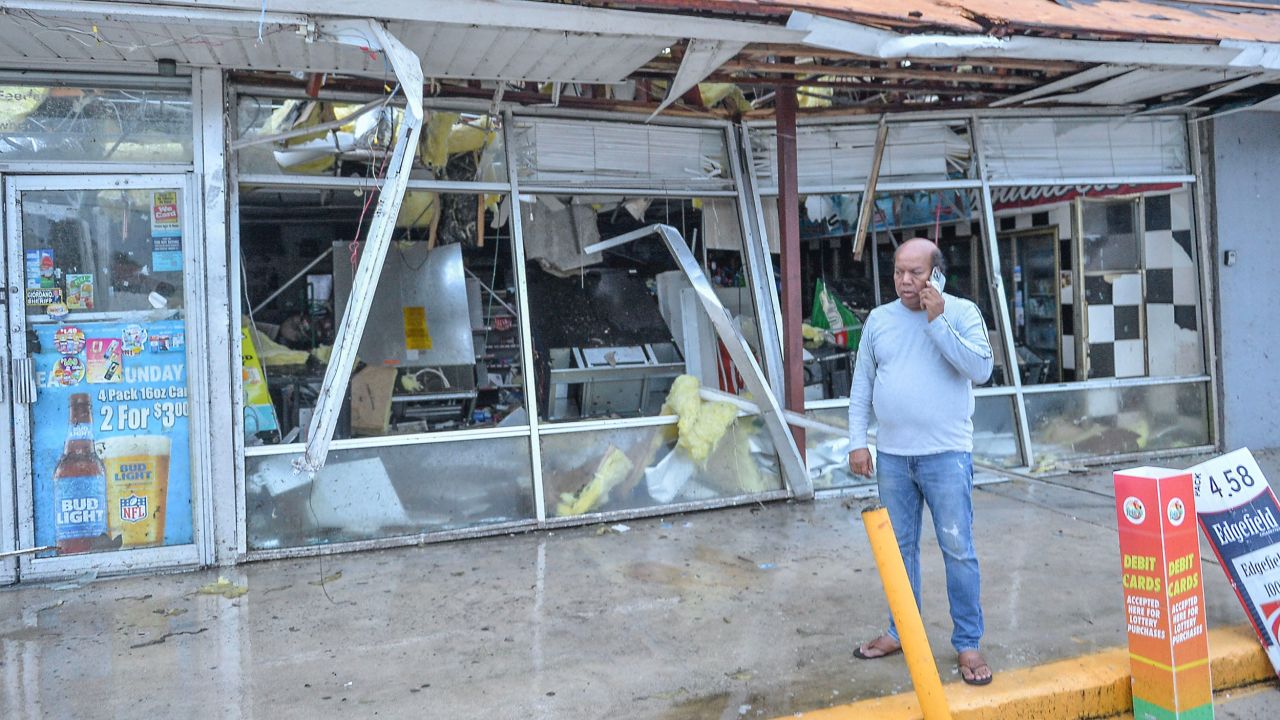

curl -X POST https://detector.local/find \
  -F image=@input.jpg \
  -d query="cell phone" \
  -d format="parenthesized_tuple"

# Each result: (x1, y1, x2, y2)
(929, 267, 946, 294)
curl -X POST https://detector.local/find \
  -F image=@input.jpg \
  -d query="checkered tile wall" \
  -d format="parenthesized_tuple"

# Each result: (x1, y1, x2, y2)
(1143, 190, 1204, 377)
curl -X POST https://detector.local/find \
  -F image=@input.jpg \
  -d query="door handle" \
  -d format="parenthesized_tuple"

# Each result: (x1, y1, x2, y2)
(12, 357, 36, 405)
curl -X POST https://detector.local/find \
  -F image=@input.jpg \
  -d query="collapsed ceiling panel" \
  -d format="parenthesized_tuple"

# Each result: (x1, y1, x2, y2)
(637, 0, 1280, 43)
(1030, 67, 1254, 105)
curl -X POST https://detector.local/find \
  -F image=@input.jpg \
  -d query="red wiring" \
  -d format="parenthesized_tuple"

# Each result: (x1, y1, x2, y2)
(348, 123, 397, 269)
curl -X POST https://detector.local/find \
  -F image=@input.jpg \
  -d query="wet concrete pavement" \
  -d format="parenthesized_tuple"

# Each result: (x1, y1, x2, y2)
(2, 450, 1279, 719)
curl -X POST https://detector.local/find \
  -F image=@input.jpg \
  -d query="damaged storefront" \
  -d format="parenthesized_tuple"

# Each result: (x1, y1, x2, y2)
(6, 0, 1275, 579)
(230, 94, 1218, 556)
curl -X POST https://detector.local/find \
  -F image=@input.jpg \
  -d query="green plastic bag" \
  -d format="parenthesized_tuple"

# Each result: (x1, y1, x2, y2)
(810, 279, 861, 350)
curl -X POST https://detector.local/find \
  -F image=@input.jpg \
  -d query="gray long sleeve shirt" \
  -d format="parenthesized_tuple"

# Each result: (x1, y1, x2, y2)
(847, 294, 994, 456)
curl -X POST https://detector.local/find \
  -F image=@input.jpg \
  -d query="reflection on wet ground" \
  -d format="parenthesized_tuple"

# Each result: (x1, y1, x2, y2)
(2, 451, 1276, 719)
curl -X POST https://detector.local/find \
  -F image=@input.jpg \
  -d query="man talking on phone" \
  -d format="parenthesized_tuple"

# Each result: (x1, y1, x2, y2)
(847, 237, 995, 686)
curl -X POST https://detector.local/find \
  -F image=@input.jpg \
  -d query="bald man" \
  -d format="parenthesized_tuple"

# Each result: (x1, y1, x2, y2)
(847, 238, 995, 686)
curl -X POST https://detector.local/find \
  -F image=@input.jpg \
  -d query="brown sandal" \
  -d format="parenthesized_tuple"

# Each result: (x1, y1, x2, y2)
(958, 651, 993, 686)
(853, 635, 902, 660)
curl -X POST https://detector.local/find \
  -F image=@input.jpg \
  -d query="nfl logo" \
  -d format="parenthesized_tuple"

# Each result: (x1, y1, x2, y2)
(120, 494, 148, 523)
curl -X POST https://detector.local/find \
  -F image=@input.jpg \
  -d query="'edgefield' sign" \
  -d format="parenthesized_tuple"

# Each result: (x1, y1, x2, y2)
(1188, 448, 1280, 680)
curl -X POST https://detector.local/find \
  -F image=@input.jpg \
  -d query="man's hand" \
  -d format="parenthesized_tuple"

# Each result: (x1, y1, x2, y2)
(848, 448, 875, 477)
(919, 283, 945, 322)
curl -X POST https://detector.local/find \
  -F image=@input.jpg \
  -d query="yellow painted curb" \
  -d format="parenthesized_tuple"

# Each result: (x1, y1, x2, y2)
(782, 626, 1273, 720)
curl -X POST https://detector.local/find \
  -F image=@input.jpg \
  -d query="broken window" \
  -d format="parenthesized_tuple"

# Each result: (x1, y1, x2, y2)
(522, 195, 762, 423)
(245, 434, 534, 550)
(518, 194, 796, 516)
(0, 81, 192, 163)
(1025, 382, 1211, 464)
(238, 187, 526, 445)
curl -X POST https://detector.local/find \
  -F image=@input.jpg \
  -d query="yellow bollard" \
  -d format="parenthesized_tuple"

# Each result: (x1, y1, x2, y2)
(861, 504, 954, 720)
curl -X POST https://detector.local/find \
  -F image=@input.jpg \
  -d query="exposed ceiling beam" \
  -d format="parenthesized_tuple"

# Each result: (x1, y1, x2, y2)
(741, 44, 1089, 72)
(679, 74, 1013, 95)
(710, 60, 1047, 86)
(743, 100, 988, 120)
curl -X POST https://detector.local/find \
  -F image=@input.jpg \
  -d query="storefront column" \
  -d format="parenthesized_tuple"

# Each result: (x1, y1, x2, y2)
(194, 67, 238, 565)
(774, 86, 805, 453)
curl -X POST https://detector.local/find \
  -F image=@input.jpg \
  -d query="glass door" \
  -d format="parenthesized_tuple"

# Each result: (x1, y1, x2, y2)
(5, 175, 202, 580)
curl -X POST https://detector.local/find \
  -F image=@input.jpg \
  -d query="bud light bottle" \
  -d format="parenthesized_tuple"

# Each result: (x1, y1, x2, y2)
(52, 393, 108, 554)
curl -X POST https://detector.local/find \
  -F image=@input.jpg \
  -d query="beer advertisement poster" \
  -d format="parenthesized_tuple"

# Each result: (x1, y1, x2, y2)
(1188, 449, 1280, 680)
(30, 319, 192, 554)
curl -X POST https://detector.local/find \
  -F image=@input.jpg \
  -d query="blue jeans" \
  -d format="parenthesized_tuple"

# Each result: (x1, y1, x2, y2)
(878, 451, 983, 653)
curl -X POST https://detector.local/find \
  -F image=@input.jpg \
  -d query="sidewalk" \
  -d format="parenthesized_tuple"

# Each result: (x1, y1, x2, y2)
(1, 451, 1277, 719)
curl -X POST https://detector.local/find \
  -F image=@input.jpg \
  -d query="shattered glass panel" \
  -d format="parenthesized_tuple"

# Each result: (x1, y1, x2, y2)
(245, 435, 534, 550)
(235, 95, 504, 181)
(540, 417, 783, 518)
(803, 407, 868, 491)
(1026, 382, 1210, 465)
(972, 395, 1023, 469)
(523, 195, 763, 423)
(0, 83, 192, 163)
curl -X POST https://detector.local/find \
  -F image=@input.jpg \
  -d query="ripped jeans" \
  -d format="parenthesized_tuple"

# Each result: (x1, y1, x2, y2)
(878, 451, 983, 653)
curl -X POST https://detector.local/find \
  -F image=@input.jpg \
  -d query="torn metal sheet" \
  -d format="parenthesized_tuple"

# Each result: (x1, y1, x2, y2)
(296, 19, 424, 475)
(772, 1, 1280, 44)
(582, 224, 812, 499)
(650, 39, 748, 120)
(1222, 39, 1280, 69)
(787, 11, 1268, 69)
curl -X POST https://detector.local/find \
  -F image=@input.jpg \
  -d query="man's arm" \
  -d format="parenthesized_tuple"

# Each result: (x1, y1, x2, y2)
(924, 300, 993, 384)
(847, 315, 877, 450)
